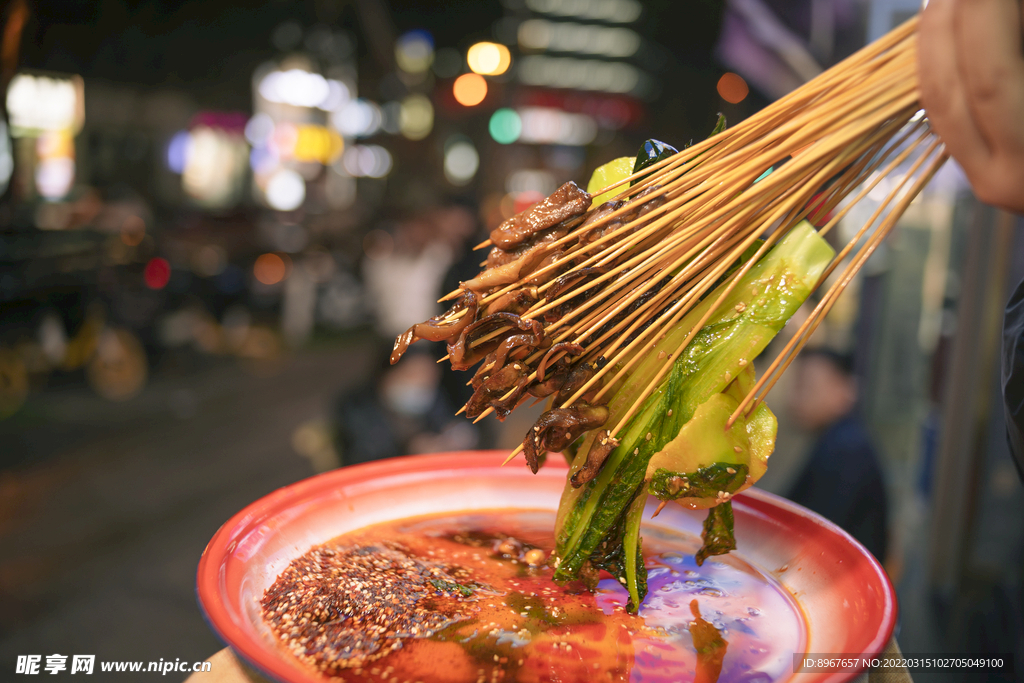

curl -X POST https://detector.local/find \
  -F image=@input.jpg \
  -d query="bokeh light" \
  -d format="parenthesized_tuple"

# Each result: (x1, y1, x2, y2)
(181, 127, 248, 208)
(271, 122, 298, 159)
(144, 257, 171, 290)
(517, 20, 640, 58)
(258, 69, 344, 110)
(7, 73, 81, 132)
(166, 130, 190, 173)
(489, 108, 522, 144)
(265, 169, 306, 211)
(717, 72, 749, 104)
(244, 113, 274, 148)
(398, 94, 434, 140)
(0, 120, 13, 196)
(35, 130, 76, 200)
(332, 99, 382, 138)
(524, 0, 642, 22)
(35, 158, 74, 200)
(395, 30, 434, 74)
(517, 55, 640, 94)
(319, 80, 351, 112)
(513, 190, 545, 214)
(467, 42, 511, 76)
(342, 145, 393, 178)
(443, 138, 479, 185)
(292, 125, 344, 164)
(254, 253, 287, 285)
(453, 73, 488, 107)
(518, 107, 597, 146)
(193, 245, 227, 277)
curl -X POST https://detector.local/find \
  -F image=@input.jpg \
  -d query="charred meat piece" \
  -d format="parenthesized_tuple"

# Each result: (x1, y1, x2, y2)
(546, 266, 611, 303)
(537, 342, 584, 382)
(580, 219, 624, 247)
(579, 187, 665, 249)
(555, 358, 605, 404)
(578, 201, 622, 244)
(569, 429, 619, 488)
(485, 226, 568, 269)
(489, 182, 592, 250)
(463, 242, 549, 293)
(528, 356, 572, 398)
(465, 363, 531, 420)
(472, 327, 548, 389)
(526, 249, 568, 286)
(542, 266, 611, 323)
(523, 402, 609, 474)
(630, 184, 666, 215)
(391, 290, 479, 364)
(468, 221, 576, 293)
(483, 286, 539, 317)
(448, 313, 541, 371)
(528, 342, 584, 398)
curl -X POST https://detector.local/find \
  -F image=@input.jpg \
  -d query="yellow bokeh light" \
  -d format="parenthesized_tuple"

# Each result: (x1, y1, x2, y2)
(467, 42, 511, 76)
(453, 73, 488, 107)
(293, 125, 344, 164)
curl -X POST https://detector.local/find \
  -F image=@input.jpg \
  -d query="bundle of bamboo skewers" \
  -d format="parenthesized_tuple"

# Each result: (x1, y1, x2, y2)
(392, 16, 946, 469)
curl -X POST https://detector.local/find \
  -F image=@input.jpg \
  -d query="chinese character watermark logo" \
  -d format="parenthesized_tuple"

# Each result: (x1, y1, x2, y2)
(44, 654, 67, 675)
(16, 654, 96, 675)
(15, 656, 41, 674)
(71, 655, 95, 674)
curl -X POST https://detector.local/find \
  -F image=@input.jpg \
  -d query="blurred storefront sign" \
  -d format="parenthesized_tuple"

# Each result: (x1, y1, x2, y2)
(6, 71, 84, 202)
(34, 130, 75, 200)
(6, 72, 84, 136)
(166, 113, 249, 209)
(258, 68, 349, 111)
(250, 58, 365, 212)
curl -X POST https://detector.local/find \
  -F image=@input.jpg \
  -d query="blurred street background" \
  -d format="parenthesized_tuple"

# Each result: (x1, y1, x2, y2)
(0, 0, 1021, 681)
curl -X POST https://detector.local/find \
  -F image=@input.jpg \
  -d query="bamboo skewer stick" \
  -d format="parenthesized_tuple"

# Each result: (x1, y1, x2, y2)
(594, 142, 867, 433)
(727, 147, 948, 428)
(727, 139, 944, 421)
(397, 19, 947, 467)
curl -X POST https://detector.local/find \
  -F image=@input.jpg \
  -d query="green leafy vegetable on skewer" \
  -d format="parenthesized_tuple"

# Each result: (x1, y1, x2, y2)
(391, 116, 837, 614)
(553, 219, 834, 611)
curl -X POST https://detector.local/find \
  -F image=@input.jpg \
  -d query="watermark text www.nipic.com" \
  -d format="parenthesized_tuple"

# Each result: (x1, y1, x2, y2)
(15, 655, 213, 675)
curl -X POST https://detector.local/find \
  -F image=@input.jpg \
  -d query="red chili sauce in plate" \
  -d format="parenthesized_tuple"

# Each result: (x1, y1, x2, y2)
(260, 510, 805, 683)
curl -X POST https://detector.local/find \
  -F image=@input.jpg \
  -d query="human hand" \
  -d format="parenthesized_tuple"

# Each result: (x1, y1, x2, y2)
(918, 0, 1024, 213)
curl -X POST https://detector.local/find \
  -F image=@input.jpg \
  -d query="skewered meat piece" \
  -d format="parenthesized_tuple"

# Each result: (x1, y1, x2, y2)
(489, 182, 592, 250)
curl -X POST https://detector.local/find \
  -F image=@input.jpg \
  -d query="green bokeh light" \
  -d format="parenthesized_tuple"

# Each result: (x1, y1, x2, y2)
(489, 108, 522, 144)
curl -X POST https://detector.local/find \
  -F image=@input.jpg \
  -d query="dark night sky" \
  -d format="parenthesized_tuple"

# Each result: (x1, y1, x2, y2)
(19, 1, 723, 77)
(17, 1, 724, 112)
(21, 1, 321, 86)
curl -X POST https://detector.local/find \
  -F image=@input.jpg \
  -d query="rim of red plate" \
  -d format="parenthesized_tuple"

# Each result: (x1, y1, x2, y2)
(196, 450, 896, 683)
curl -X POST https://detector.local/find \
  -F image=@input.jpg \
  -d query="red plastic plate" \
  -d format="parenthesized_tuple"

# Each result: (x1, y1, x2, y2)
(197, 451, 895, 683)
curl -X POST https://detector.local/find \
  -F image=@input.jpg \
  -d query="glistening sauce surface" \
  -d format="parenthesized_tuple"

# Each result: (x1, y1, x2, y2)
(261, 510, 805, 683)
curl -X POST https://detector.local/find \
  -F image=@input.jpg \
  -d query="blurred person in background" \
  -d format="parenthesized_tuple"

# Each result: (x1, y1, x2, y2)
(362, 201, 477, 343)
(363, 212, 455, 341)
(786, 349, 889, 562)
(333, 346, 478, 465)
(341, 201, 482, 463)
